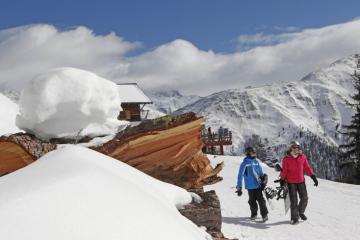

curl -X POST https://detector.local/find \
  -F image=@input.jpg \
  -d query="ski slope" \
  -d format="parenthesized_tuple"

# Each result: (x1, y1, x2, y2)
(205, 155, 360, 240)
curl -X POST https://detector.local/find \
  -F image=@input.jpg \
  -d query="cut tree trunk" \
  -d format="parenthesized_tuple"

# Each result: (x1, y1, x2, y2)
(94, 112, 223, 189)
(180, 189, 238, 240)
(0, 133, 56, 176)
(0, 113, 222, 189)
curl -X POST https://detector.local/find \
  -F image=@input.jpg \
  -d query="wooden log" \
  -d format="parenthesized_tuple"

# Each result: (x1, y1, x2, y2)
(94, 112, 223, 189)
(0, 113, 223, 189)
(0, 133, 56, 176)
(180, 189, 238, 240)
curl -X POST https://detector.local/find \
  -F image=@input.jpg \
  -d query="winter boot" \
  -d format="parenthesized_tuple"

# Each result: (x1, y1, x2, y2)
(262, 215, 268, 222)
(299, 213, 307, 221)
(290, 219, 299, 225)
(250, 213, 257, 221)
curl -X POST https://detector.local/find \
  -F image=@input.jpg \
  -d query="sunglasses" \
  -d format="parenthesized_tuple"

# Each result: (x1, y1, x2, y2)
(291, 146, 299, 149)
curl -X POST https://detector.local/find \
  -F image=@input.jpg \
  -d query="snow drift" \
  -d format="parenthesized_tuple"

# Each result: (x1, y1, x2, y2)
(0, 145, 211, 240)
(16, 67, 127, 139)
(0, 93, 21, 136)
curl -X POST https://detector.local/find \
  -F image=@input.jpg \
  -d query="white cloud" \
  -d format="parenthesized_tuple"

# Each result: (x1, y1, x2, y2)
(274, 26, 300, 32)
(0, 24, 140, 90)
(116, 19, 360, 95)
(1, 19, 360, 96)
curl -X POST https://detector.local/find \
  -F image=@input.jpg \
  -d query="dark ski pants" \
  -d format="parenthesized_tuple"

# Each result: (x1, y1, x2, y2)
(247, 188, 268, 217)
(288, 182, 308, 221)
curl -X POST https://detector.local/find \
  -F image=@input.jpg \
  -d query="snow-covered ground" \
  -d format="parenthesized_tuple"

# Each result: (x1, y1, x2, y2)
(205, 155, 360, 240)
(0, 93, 21, 135)
(0, 146, 211, 240)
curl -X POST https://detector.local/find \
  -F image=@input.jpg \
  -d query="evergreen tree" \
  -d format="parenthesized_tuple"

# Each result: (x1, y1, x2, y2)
(340, 55, 360, 183)
(243, 134, 268, 161)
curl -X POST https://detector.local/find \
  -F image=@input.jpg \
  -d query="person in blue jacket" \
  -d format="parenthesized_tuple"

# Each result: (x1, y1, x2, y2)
(236, 146, 269, 221)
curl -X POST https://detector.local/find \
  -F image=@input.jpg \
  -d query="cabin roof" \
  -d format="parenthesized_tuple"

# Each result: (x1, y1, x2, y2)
(117, 83, 153, 104)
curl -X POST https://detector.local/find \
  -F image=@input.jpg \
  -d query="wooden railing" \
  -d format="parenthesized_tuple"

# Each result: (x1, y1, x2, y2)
(201, 131, 232, 146)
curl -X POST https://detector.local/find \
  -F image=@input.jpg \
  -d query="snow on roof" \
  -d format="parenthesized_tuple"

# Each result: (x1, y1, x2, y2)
(117, 83, 152, 104)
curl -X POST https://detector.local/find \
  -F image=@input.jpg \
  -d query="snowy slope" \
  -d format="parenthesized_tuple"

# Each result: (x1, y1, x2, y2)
(205, 155, 360, 240)
(175, 55, 357, 152)
(0, 146, 211, 240)
(0, 93, 21, 135)
(146, 90, 202, 114)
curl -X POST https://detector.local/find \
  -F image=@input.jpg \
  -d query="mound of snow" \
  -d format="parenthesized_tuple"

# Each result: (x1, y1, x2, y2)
(16, 68, 128, 139)
(0, 146, 211, 240)
(0, 93, 21, 135)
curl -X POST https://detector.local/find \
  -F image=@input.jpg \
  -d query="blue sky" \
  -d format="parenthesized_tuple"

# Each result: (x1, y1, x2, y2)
(1, 0, 360, 95)
(1, 0, 360, 53)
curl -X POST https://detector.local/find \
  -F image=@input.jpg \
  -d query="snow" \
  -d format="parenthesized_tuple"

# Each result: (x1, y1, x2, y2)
(0, 145, 211, 240)
(117, 83, 152, 103)
(0, 93, 21, 135)
(146, 90, 202, 114)
(205, 155, 360, 240)
(175, 55, 358, 153)
(16, 68, 129, 139)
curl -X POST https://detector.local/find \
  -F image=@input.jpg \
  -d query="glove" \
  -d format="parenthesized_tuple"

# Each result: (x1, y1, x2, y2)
(280, 179, 285, 187)
(311, 175, 318, 187)
(260, 174, 268, 191)
(235, 188, 243, 196)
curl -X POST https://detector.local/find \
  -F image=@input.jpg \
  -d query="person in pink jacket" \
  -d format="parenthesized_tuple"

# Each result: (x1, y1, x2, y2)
(280, 141, 318, 225)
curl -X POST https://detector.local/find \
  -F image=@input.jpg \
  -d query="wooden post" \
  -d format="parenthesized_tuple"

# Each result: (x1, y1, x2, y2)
(220, 145, 224, 155)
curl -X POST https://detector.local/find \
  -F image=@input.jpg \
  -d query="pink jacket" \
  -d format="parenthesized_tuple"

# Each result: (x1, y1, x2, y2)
(280, 154, 314, 183)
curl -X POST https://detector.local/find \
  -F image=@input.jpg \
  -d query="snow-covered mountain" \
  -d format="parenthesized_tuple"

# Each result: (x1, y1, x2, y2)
(146, 90, 202, 115)
(175, 55, 359, 179)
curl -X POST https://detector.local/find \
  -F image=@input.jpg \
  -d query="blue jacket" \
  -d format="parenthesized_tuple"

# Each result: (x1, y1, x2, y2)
(236, 157, 264, 190)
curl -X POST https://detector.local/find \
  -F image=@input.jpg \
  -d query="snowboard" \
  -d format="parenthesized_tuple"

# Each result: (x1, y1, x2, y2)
(263, 187, 276, 210)
(264, 192, 275, 210)
(284, 187, 290, 215)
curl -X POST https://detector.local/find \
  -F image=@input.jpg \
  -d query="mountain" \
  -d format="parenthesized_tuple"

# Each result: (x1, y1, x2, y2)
(175, 55, 359, 180)
(146, 90, 202, 115)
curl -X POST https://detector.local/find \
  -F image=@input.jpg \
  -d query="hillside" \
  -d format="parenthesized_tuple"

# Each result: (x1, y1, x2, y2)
(146, 90, 202, 115)
(174, 55, 359, 179)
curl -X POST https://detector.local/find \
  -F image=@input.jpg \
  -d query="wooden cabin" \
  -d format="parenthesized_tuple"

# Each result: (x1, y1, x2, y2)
(117, 83, 153, 122)
(201, 126, 232, 155)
